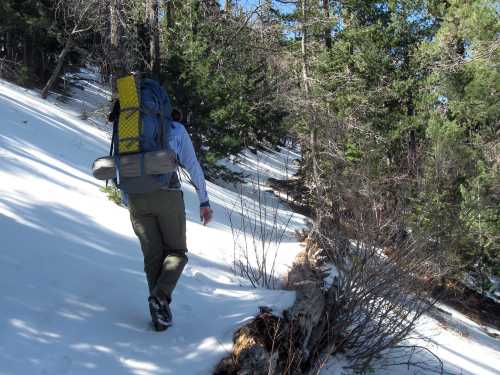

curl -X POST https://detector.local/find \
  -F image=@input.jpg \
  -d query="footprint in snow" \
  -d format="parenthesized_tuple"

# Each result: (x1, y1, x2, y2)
(193, 271, 212, 284)
(179, 304, 193, 312)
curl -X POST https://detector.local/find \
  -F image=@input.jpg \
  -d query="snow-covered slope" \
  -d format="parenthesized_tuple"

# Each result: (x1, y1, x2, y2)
(321, 302, 500, 375)
(383, 303, 500, 375)
(0, 79, 305, 375)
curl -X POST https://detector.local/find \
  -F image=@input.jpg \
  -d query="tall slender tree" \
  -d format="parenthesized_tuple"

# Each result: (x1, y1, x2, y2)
(146, 0, 161, 79)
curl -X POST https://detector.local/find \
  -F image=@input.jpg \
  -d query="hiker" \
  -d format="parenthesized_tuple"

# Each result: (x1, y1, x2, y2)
(108, 78, 213, 331)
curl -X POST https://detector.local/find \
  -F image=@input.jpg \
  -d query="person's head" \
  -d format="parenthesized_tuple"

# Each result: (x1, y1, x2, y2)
(172, 108, 183, 122)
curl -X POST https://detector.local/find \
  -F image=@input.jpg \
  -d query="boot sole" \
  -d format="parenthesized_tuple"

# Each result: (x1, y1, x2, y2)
(149, 301, 172, 332)
(151, 320, 169, 332)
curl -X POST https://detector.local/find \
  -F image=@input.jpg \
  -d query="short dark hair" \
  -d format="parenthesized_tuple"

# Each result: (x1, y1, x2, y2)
(172, 108, 183, 122)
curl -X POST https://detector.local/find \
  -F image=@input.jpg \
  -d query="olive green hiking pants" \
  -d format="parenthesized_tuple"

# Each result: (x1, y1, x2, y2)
(128, 190, 188, 304)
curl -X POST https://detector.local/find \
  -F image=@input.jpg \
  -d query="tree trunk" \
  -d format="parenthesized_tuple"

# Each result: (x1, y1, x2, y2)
(323, 0, 332, 50)
(407, 90, 416, 174)
(301, 0, 319, 195)
(166, 0, 174, 30)
(136, 21, 149, 73)
(41, 37, 73, 99)
(23, 33, 33, 70)
(6, 32, 11, 60)
(110, 0, 126, 95)
(41, 52, 47, 81)
(146, 0, 161, 80)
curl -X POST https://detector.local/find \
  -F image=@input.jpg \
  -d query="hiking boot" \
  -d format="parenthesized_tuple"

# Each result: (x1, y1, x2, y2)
(148, 296, 172, 331)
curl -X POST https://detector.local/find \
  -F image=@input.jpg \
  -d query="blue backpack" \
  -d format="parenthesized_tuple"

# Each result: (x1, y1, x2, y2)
(110, 78, 178, 194)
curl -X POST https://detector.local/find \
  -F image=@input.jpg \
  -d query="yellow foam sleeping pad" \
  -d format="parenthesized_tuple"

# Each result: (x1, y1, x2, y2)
(116, 75, 141, 154)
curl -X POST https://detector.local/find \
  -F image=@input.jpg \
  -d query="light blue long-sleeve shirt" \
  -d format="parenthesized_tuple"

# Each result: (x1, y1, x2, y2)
(166, 121, 209, 207)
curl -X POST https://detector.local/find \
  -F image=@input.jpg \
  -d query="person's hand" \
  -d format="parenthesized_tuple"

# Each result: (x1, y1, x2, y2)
(200, 207, 213, 226)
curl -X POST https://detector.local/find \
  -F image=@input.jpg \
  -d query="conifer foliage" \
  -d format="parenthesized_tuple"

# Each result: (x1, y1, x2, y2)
(285, 0, 499, 286)
(0, 0, 58, 85)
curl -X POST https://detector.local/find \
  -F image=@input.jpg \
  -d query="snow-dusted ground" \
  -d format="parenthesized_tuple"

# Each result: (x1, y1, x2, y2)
(378, 302, 500, 375)
(321, 302, 500, 375)
(318, 266, 500, 374)
(0, 78, 306, 375)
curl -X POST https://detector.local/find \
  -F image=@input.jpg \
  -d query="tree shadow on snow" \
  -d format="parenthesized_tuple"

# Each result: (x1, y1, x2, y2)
(0, 197, 288, 375)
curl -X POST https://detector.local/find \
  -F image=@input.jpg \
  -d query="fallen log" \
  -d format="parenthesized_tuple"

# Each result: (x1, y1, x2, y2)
(214, 249, 328, 375)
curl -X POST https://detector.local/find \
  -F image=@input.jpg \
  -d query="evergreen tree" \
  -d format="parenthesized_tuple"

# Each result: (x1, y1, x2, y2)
(0, 0, 59, 85)
(413, 0, 499, 279)
(160, 1, 289, 169)
(287, 0, 499, 283)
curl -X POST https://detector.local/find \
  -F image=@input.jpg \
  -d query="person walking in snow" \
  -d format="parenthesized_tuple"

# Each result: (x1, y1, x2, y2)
(110, 94, 213, 331)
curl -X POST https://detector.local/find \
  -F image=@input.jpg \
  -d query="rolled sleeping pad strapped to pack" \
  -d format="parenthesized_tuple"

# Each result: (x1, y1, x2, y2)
(92, 150, 178, 180)
(116, 75, 141, 154)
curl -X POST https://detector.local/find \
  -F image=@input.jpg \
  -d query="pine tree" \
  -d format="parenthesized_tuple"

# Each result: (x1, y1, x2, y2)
(0, 0, 59, 85)
(414, 0, 499, 278)
(160, 1, 289, 169)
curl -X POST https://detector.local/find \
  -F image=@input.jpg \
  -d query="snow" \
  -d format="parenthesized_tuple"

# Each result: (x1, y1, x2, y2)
(1, 75, 498, 375)
(319, 311, 500, 375)
(364, 302, 500, 375)
(317, 274, 500, 375)
(0, 78, 306, 374)
(319, 294, 500, 374)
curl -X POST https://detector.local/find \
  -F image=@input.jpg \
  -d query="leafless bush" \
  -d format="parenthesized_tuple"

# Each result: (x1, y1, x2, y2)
(218, 153, 442, 373)
(319, 239, 436, 371)
(305, 174, 439, 373)
(227, 178, 293, 290)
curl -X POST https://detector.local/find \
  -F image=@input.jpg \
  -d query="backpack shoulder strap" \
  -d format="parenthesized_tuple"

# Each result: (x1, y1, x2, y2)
(108, 100, 120, 157)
